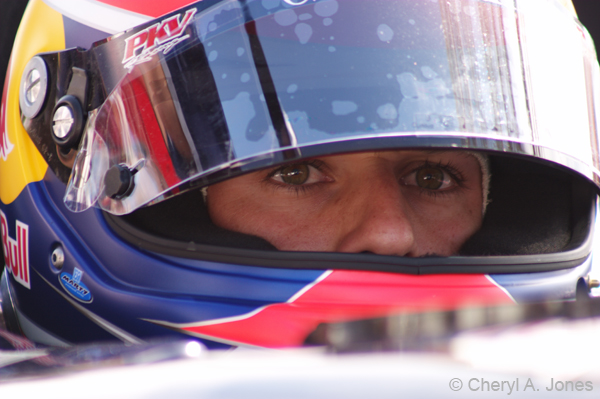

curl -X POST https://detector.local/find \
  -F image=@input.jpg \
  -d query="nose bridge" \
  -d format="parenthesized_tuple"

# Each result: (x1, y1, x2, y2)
(336, 165, 416, 256)
(360, 167, 405, 215)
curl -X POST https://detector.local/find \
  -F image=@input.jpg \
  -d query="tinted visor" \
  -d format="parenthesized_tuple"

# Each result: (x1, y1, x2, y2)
(64, 0, 600, 214)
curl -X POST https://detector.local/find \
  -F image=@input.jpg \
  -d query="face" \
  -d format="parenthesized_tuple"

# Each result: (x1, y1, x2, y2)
(207, 150, 483, 256)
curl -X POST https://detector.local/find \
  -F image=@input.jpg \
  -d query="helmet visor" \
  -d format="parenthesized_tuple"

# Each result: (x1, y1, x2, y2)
(64, 0, 600, 214)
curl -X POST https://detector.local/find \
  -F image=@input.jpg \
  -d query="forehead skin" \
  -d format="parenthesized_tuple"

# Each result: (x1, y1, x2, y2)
(207, 150, 483, 256)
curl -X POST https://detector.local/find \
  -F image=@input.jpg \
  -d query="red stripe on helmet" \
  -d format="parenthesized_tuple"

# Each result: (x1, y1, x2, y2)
(182, 271, 514, 347)
(95, 0, 199, 18)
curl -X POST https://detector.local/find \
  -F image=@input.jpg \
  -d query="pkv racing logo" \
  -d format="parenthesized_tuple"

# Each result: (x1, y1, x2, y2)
(122, 8, 197, 70)
(0, 211, 30, 289)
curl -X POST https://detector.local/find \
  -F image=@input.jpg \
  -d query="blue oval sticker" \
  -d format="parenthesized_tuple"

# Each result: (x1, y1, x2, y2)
(59, 268, 92, 303)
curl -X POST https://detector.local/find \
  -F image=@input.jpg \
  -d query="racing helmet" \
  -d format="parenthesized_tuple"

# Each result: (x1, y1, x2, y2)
(1, 0, 600, 348)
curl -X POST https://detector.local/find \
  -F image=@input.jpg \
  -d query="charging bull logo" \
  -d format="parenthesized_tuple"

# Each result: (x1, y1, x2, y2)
(0, 131, 14, 161)
(0, 125, 13, 161)
(123, 8, 197, 69)
(1, 82, 15, 161)
(0, 211, 30, 289)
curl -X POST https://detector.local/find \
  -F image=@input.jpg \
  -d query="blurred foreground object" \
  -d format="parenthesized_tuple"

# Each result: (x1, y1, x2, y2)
(2, 300, 600, 398)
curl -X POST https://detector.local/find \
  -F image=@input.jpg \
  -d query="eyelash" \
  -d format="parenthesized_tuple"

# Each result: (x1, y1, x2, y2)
(264, 160, 329, 195)
(408, 160, 466, 198)
(264, 159, 468, 198)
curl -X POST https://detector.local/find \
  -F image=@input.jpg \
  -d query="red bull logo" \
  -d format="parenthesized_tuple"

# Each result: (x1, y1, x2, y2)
(123, 8, 197, 69)
(1, 211, 30, 289)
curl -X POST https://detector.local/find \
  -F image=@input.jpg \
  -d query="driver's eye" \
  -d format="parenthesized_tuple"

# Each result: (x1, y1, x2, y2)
(278, 164, 310, 185)
(415, 167, 448, 190)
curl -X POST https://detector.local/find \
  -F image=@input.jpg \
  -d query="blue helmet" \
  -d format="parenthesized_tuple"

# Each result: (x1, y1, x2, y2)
(1, 0, 599, 348)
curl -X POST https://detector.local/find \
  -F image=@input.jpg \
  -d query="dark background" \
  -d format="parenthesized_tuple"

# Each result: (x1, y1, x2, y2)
(0, 0, 28, 93)
(573, 0, 600, 52)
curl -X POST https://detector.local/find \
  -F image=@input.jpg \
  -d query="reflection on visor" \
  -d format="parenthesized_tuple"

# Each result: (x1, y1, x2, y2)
(64, 0, 600, 214)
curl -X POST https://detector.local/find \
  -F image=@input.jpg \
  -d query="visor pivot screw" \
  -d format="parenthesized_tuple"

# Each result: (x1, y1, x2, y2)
(51, 95, 84, 150)
(51, 246, 65, 270)
(52, 105, 75, 139)
(104, 164, 137, 199)
(25, 69, 41, 105)
(19, 56, 49, 119)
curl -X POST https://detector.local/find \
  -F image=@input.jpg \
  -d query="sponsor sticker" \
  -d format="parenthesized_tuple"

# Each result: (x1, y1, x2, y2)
(59, 267, 93, 303)
(123, 8, 197, 70)
(0, 210, 30, 289)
